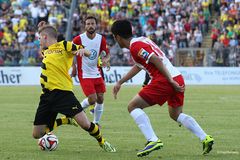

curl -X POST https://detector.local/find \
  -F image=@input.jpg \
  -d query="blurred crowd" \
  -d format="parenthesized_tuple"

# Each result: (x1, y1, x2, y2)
(0, 0, 239, 66)
(211, 0, 240, 66)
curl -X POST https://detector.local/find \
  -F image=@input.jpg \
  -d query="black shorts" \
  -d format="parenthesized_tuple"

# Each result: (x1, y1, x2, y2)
(33, 89, 83, 128)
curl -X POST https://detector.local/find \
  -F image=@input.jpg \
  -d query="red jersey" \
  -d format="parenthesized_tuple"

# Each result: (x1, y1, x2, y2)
(131, 37, 184, 107)
(130, 37, 181, 80)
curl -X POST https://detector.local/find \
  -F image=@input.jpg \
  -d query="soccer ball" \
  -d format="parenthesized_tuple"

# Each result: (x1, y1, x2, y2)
(38, 133, 59, 151)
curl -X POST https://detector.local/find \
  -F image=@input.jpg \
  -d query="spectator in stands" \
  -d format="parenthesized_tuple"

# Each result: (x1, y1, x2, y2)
(38, 2, 48, 23)
(0, 1, 10, 16)
(194, 27, 203, 47)
(220, 31, 230, 47)
(236, 45, 240, 67)
(4, 0, 240, 67)
(202, 0, 211, 33)
(0, 56, 4, 65)
(29, 1, 39, 26)
(229, 36, 238, 47)
(178, 31, 188, 48)
(14, 5, 23, 16)
(19, 45, 29, 66)
(189, 36, 198, 48)
(17, 28, 27, 45)
(4, 56, 12, 66)
(198, 12, 205, 35)
(223, 46, 230, 66)
(228, 47, 237, 66)
(214, 0, 221, 16)
(211, 27, 219, 48)
(0, 28, 3, 40)
(213, 38, 224, 66)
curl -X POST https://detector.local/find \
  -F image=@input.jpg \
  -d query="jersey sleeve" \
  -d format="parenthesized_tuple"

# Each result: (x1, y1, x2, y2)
(99, 36, 109, 56)
(130, 42, 155, 64)
(62, 41, 83, 53)
(72, 35, 82, 45)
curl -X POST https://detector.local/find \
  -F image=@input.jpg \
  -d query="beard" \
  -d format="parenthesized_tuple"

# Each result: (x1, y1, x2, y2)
(87, 28, 96, 34)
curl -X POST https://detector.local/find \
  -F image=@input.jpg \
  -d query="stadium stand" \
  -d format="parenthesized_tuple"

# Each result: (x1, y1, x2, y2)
(0, 0, 239, 66)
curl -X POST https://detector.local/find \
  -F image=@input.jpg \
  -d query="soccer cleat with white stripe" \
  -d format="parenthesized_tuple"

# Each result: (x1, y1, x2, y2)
(99, 141, 116, 152)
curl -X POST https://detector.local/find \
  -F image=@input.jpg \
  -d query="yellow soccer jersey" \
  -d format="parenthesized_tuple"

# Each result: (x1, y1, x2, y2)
(40, 41, 82, 92)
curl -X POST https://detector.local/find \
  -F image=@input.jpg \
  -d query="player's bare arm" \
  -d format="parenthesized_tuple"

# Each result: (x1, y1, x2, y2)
(118, 65, 141, 85)
(102, 53, 111, 71)
(113, 65, 141, 99)
(149, 54, 185, 92)
(71, 59, 77, 77)
(73, 49, 91, 57)
(100, 50, 111, 71)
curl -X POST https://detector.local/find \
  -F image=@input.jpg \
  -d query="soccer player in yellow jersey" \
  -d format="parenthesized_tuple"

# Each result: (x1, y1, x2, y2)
(32, 21, 116, 152)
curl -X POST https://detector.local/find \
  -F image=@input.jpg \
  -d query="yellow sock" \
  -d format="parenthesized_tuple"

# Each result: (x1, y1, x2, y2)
(61, 117, 69, 125)
(45, 121, 58, 133)
(53, 121, 58, 129)
(87, 122, 104, 144)
(45, 117, 70, 134)
(45, 128, 50, 133)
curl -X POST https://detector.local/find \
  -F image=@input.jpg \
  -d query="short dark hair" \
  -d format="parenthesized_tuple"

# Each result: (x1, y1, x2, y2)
(111, 20, 133, 39)
(84, 16, 97, 24)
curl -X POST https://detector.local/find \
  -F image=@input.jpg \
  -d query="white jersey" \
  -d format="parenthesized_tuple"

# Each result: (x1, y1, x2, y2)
(73, 32, 105, 79)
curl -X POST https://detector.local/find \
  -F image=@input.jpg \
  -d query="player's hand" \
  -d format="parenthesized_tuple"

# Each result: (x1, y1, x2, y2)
(170, 80, 185, 92)
(113, 82, 121, 99)
(102, 58, 110, 66)
(75, 49, 91, 57)
(106, 64, 110, 71)
(102, 62, 110, 71)
(71, 65, 77, 77)
(104, 61, 110, 71)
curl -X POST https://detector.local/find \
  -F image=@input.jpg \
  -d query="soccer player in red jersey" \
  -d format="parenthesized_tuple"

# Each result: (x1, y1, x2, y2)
(71, 16, 110, 126)
(111, 20, 214, 157)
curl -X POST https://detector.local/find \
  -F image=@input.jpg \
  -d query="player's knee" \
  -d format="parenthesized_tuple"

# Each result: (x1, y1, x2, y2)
(96, 93, 104, 104)
(97, 97, 104, 104)
(32, 131, 44, 139)
(88, 97, 97, 105)
(169, 112, 180, 121)
(127, 98, 142, 113)
(127, 104, 137, 113)
(170, 115, 177, 121)
(32, 134, 40, 139)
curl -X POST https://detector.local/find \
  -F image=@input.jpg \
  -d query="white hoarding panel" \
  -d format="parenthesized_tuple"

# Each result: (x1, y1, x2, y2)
(178, 67, 240, 85)
(0, 67, 40, 85)
(0, 67, 239, 85)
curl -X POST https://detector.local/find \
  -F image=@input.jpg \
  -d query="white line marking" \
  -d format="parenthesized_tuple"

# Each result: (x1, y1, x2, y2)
(217, 151, 239, 155)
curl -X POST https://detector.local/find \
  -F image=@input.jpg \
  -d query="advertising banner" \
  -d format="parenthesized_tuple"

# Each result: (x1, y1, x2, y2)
(0, 67, 239, 85)
(178, 67, 240, 85)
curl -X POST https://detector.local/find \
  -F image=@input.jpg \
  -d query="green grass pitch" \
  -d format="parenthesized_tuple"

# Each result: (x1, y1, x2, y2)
(0, 85, 239, 160)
